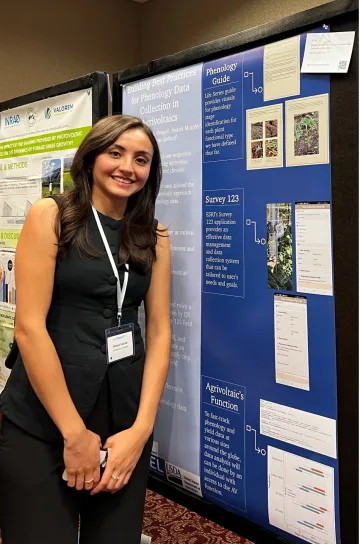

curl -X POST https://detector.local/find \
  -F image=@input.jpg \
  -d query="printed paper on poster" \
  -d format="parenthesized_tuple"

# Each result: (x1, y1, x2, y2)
(295, 202, 333, 296)
(274, 294, 309, 390)
(268, 446, 336, 544)
(285, 93, 329, 167)
(264, 36, 300, 101)
(246, 104, 283, 170)
(301, 31, 355, 74)
(260, 399, 337, 458)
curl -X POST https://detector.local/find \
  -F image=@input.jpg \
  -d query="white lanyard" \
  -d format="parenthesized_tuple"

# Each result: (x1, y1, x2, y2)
(92, 206, 129, 326)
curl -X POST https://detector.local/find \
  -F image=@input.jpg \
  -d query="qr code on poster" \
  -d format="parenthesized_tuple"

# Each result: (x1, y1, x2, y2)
(338, 60, 348, 71)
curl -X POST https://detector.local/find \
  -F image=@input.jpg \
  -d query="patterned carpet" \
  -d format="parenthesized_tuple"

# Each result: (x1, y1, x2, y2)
(0, 490, 254, 543)
(143, 490, 254, 543)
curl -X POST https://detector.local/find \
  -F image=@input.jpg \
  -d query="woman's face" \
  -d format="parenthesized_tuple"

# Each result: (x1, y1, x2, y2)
(92, 128, 154, 200)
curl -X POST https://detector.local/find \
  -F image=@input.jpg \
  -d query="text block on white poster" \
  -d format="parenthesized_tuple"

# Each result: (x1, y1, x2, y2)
(260, 400, 337, 458)
(274, 294, 309, 390)
(268, 446, 336, 544)
(123, 65, 203, 481)
(295, 202, 333, 295)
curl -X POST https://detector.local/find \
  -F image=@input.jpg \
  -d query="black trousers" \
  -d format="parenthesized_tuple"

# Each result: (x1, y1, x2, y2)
(0, 417, 152, 544)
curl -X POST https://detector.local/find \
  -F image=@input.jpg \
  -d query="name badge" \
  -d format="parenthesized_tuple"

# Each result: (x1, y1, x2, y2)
(105, 323, 135, 365)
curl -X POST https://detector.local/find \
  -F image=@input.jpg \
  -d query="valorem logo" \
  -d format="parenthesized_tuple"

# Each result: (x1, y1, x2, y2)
(44, 107, 52, 119)
(4, 114, 20, 127)
(53, 103, 74, 115)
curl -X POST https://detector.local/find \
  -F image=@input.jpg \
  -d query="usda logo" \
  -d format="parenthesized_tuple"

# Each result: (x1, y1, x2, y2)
(165, 462, 183, 486)
(44, 107, 52, 119)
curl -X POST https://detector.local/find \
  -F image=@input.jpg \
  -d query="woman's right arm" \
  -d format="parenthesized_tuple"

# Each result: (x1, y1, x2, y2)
(14, 198, 101, 490)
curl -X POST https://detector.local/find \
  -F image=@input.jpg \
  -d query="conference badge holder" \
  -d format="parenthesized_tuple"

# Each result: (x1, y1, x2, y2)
(91, 205, 135, 366)
(105, 322, 135, 365)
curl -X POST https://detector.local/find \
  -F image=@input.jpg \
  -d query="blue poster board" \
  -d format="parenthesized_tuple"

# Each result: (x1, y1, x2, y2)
(121, 26, 341, 544)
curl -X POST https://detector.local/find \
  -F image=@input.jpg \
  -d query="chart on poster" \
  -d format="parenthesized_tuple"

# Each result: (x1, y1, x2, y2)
(122, 26, 339, 544)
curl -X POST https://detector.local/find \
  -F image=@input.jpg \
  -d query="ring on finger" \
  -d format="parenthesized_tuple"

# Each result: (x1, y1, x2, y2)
(111, 475, 120, 480)
(85, 478, 94, 484)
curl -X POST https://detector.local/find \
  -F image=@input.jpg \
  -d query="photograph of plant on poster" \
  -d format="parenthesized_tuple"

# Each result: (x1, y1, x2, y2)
(285, 93, 329, 166)
(41, 158, 62, 197)
(267, 203, 293, 290)
(63, 154, 76, 192)
(246, 104, 283, 169)
(294, 111, 319, 156)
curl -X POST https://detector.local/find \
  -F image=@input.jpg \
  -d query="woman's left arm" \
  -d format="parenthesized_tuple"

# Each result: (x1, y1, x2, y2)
(92, 225, 171, 494)
(133, 223, 171, 438)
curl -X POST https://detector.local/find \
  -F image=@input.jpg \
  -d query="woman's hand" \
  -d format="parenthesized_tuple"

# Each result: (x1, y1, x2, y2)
(63, 427, 102, 491)
(90, 427, 147, 495)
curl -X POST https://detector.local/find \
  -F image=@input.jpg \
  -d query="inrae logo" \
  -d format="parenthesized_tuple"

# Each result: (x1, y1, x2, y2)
(4, 115, 20, 127)
(165, 463, 183, 486)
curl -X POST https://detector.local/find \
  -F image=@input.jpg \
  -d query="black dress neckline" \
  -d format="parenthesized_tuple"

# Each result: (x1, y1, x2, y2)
(95, 209, 123, 223)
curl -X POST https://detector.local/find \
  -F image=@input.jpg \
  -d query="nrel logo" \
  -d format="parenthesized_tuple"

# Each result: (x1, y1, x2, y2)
(4, 115, 20, 127)
(54, 104, 74, 114)
(165, 462, 183, 486)
(44, 107, 52, 119)
(150, 454, 165, 475)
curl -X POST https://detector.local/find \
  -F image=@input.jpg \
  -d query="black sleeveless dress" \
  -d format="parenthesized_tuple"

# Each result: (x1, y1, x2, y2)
(0, 206, 156, 444)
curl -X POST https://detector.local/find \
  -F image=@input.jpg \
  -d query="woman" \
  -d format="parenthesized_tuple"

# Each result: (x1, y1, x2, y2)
(0, 115, 171, 543)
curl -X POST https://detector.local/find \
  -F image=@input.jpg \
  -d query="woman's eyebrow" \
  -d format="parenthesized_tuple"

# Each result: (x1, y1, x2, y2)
(111, 143, 153, 157)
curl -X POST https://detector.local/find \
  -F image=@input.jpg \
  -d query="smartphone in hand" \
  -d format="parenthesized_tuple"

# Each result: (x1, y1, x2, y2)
(62, 449, 108, 481)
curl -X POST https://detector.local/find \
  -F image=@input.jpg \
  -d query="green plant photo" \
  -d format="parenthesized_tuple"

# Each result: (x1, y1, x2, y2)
(266, 203, 293, 291)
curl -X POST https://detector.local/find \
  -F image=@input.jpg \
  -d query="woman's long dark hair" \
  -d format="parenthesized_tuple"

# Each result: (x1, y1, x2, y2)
(55, 115, 162, 270)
